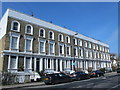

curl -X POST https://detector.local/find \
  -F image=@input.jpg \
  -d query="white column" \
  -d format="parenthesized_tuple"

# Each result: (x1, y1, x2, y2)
(30, 57, 32, 70)
(46, 58, 48, 69)
(86, 61, 88, 69)
(50, 59, 52, 69)
(64, 60, 66, 69)
(72, 60, 74, 70)
(84, 61, 86, 70)
(52, 59, 54, 70)
(80, 61, 83, 69)
(34, 58, 36, 71)
(8, 55, 11, 70)
(40, 58, 43, 71)
(94, 61, 96, 70)
(44, 58, 46, 70)
(16, 56, 18, 70)
(60, 59, 63, 71)
(24, 56, 26, 70)
(56, 59, 58, 71)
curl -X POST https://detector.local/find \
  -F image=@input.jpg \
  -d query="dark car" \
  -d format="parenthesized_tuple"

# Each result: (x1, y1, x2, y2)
(70, 71, 90, 81)
(43, 73, 72, 85)
(89, 70, 104, 77)
(117, 68, 120, 73)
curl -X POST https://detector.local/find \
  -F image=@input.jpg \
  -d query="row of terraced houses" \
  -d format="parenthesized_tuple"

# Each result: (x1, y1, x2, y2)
(0, 9, 111, 73)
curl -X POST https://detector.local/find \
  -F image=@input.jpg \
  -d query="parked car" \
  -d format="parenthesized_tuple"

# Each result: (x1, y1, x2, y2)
(43, 72, 72, 85)
(117, 68, 120, 73)
(30, 72, 41, 82)
(64, 68, 75, 75)
(89, 70, 104, 77)
(105, 68, 113, 72)
(70, 71, 90, 81)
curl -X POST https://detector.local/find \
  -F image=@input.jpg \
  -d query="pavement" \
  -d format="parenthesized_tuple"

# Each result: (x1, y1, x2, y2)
(1, 72, 117, 90)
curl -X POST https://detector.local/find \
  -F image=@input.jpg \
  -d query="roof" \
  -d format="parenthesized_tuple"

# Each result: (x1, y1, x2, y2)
(2, 8, 109, 47)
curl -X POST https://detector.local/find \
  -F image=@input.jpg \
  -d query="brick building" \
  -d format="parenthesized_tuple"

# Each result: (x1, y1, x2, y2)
(0, 9, 111, 73)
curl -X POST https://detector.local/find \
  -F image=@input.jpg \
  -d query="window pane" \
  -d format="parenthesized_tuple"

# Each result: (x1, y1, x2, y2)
(74, 48, 76, 56)
(40, 42, 44, 52)
(50, 44, 53, 53)
(50, 32, 52, 39)
(26, 57, 30, 69)
(66, 37, 68, 43)
(60, 46, 62, 54)
(13, 22, 18, 30)
(11, 37, 17, 49)
(59, 35, 62, 41)
(26, 40, 31, 50)
(67, 47, 69, 55)
(10, 56, 16, 69)
(26, 26, 31, 34)
(40, 29, 44, 37)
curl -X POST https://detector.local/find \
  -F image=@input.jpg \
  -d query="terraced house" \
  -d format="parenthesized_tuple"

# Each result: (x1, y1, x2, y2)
(0, 9, 111, 73)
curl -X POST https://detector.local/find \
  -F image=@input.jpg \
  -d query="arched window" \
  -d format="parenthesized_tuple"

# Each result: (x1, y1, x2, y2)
(39, 28, 45, 37)
(25, 24, 33, 34)
(58, 34, 63, 42)
(49, 31, 54, 39)
(11, 21, 20, 32)
(73, 38, 77, 45)
(66, 36, 70, 43)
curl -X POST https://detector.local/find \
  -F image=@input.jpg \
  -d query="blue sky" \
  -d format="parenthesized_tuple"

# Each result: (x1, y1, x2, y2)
(2, 2, 118, 55)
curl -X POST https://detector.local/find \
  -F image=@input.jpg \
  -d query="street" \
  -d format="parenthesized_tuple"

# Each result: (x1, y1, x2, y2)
(7, 72, 120, 90)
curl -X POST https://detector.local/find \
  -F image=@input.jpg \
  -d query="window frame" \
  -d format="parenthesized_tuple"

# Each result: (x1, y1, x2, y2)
(66, 36, 70, 43)
(25, 24, 33, 35)
(39, 28, 45, 38)
(58, 34, 64, 42)
(11, 20, 20, 32)
(49, 31, 54, 40)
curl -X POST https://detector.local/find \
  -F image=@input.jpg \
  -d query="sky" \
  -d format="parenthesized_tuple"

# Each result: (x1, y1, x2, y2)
(1, 2, 118, 55)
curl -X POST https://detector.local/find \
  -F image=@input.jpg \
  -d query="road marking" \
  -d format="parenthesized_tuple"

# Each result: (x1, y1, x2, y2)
(111, 84, 120, 88)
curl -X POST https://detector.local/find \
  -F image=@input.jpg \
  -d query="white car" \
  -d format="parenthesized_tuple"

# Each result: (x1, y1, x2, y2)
(30, 72, 41, 82)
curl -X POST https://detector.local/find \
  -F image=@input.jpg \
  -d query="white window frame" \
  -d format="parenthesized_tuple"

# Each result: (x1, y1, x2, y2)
(74, 47, 78, 57)
(49, 31, 54, 40)
(24, 35, 33, 53)
(73, 38, 77, 45)
(79, 39, 82, 46)
(79, 47, 83, 58)
(8, 55, 18, 72)
(38, 39, 46, 54)
(24, 56, 32, 70)
(48, 40, 55, 55)
(25, 24, 33, 35)
(66, 36, 70, 43)
(9, 32, 20, 52)
(66, 45, 71, 56)
(84, 41, 87, 47)
(39, 28, 45, 38)
(11, 20, 20, 32)
(96, 45, 98, 50)
(59, 43, 64, 56)
(58, 34, 64, 42)
(88, 42, 91, 48)
(93, 44, 95, 49)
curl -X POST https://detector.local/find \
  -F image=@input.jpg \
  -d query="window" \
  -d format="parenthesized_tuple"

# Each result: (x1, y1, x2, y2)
(24, 35, 33, 53)
(74, 48, 77, 56)
(66, 47, 70, 55)
(84, 41, 87, 47)
(10, 32, 20, 51)
(10, 56, 17, 69)
(59, 34, 63, 42)
(66, 36, 70, 43)
(26, 39, 31, 50)
(39, 28, 45, 37)
(11, 21, 20, 32)
(40, 42, 44, 52)
(49, 31, 54, 39)
(11, 37, 18, 49)
(88, 42, 91, 48)
(60, 46, 63, 54)
(79, 48, 83, 57)
(25, 57, 31, 69)
(96, 45, 98, 50)
(25, 25, 33, 34)
(79, 40, 82, 46)
(85, 50, 88, 58)
(50, 43, 54, 54)
(93, 44, 95, 49)
(73, 38, 77, 45)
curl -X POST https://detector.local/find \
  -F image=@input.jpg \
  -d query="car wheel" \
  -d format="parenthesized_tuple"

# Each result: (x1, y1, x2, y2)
(97, 74, 100, 77)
